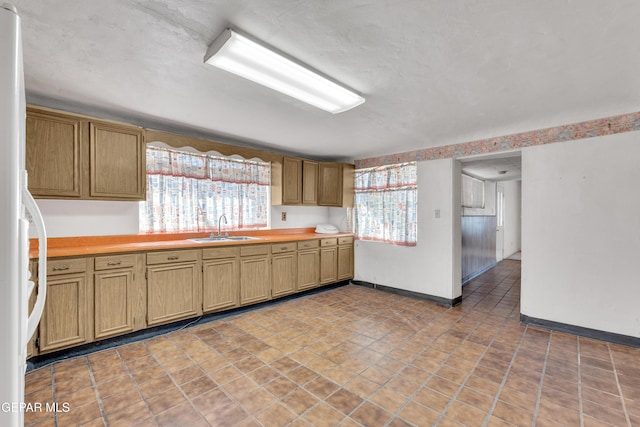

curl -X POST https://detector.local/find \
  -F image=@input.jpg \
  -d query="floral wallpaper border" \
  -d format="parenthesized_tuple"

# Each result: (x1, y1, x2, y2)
(355, 111, 640, 169)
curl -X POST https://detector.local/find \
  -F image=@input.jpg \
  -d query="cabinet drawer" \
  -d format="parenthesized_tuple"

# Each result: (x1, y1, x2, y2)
(320, 238, 338, 247)
(240, 245, 270, 257)
(147, 250, 198, 265)
(271, 242, 297, 254)
(47, 258, 87, 276)
(298, 240, 319, 250)
(203, 247, 239, 260)
(95, 254, 137, 270)
(338, 236, 354, 245)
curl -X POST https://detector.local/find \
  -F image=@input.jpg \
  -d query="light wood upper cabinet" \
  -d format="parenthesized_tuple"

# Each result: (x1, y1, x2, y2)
(202, 247, 240, 313)
(26, 108, 82, 198)
(25, 106, 146, 201)
(271, 243, 297, 298)
(282, 157, 302, 204)
(90, 122, 145, 200)
(39, 258, 90, 353)
(302, 160, 318, 205)
(240, 245, 271, 305)
(146, 250, 201, 326)
(318, 162, 344, 207)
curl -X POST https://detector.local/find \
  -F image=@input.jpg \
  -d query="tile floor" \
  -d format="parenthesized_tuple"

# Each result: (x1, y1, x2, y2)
(24, 259, 640, 426)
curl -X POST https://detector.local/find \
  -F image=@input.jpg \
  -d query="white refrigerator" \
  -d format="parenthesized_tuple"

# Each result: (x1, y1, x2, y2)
(0, 3, 48, 426)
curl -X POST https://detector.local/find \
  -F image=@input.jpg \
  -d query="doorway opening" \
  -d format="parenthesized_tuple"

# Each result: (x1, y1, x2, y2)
(458, 151, 522, 285)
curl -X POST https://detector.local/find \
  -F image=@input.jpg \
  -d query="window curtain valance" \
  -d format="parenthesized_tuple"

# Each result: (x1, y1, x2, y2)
(354, 162, 417, 246)
(140, 146, 270, 233)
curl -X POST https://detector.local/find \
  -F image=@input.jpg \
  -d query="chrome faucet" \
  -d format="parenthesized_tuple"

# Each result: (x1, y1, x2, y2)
(217, 214, 228, 238)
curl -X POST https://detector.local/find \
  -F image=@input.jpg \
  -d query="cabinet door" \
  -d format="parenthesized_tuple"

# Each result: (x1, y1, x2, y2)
(240, 256, 271, 305)
(272, 252, 297, 297)
(320, 246, 338, 284)
(298, 249, 319, 290)
(90, 122, 145, 200)
(39, 273, 88, 352)
(302, 160, 318, 205)
(94, 269, 134, 339)
(26, 109, 82, 198)
(338, 244, 354, 280)
(318, 163, 343, 206)
(282, 157, 302, 204)
(203, 258, 239, 313)
(147, 262, 201, 326)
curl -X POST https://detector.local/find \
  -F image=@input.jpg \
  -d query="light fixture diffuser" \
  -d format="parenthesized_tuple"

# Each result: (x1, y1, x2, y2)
(204, 29, 365, 114)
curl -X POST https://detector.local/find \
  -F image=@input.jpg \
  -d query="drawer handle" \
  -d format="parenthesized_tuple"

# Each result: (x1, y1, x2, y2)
(167, 256, 179, 260)
(107, 261, 122, 266)
(53, 265, 71, 271)
(281, 246, 289, 250)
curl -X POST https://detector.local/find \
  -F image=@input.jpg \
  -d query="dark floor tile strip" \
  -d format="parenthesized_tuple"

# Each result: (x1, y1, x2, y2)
(531, 328, 552, 426)
(608, 342, 632, 426)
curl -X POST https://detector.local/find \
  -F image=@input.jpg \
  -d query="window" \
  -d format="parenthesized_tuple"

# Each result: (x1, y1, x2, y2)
(461, 174, 484, 208)
(139, 146, 270, 233)
(354, 162, 417, 246)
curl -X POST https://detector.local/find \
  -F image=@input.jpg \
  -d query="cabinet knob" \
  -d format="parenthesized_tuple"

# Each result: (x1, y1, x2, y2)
(107, 261, 122, 266)
(53, 265, 70, 271)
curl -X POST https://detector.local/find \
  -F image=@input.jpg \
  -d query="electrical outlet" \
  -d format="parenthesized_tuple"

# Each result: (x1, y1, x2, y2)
(281, 211, 287, 221)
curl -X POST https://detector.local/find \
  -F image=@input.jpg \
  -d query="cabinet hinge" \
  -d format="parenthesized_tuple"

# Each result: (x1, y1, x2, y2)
(34, 337, 40, 349)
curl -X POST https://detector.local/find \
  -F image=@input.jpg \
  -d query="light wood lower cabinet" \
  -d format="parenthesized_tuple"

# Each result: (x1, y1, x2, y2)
(320, 238, 338, 285)
(31, 236, 354, 356)
(240, 245, 271, 305)
(146, 250, 202, 326)
(39, 258, 90, 353)
(338, 236, 355, 280)
(271, 243, 297, 297)
(202, 247, 240, 313)
(93, 254, 144, 340)
(297, 240, 320, 291)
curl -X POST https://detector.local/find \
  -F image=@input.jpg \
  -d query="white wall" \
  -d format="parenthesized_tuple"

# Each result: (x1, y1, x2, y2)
(33, 200, 140, 237)
(270, 205, 330, 229)
(354, 158, 462, 300)
(502, 180, 521, 258)
(35, 200, 331, 237)
(522, 132, 640, 338)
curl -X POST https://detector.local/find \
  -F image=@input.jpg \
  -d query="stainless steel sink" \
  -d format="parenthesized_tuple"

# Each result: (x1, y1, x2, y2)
(190, 235, 262, 243)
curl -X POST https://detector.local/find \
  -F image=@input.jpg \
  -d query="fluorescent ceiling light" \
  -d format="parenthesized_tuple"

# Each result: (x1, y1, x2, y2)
(204, 29, 365, 114)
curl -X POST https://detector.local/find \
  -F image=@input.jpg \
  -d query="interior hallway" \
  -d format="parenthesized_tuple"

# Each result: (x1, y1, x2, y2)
(24, 260, 640, 426)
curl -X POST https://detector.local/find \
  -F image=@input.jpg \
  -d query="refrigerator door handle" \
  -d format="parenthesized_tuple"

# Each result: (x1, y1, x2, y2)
(22, 187, 46, 344)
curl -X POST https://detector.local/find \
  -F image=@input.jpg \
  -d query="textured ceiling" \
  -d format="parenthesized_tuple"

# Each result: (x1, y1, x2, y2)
(14, 0, 640, 162)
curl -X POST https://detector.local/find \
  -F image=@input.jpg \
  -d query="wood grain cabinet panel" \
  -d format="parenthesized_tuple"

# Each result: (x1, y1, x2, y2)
(146, 252, 201, 326)
(282, 157, 302, 204)
(272, 244, 297, 298)
(320, 245, 338, 285)
(94, 269, 134, 339)
(337, 242, 354, 281)
(298, 249, 319, 291)
(240, 252, 271, 305)
(26, 109, 82, 198)
(318, 162, 343, 207)
(90, 122, 145, 200)
(39, 258, 89, 353)
(302, 160, 318, 205)
(203, 257, 239, 313)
